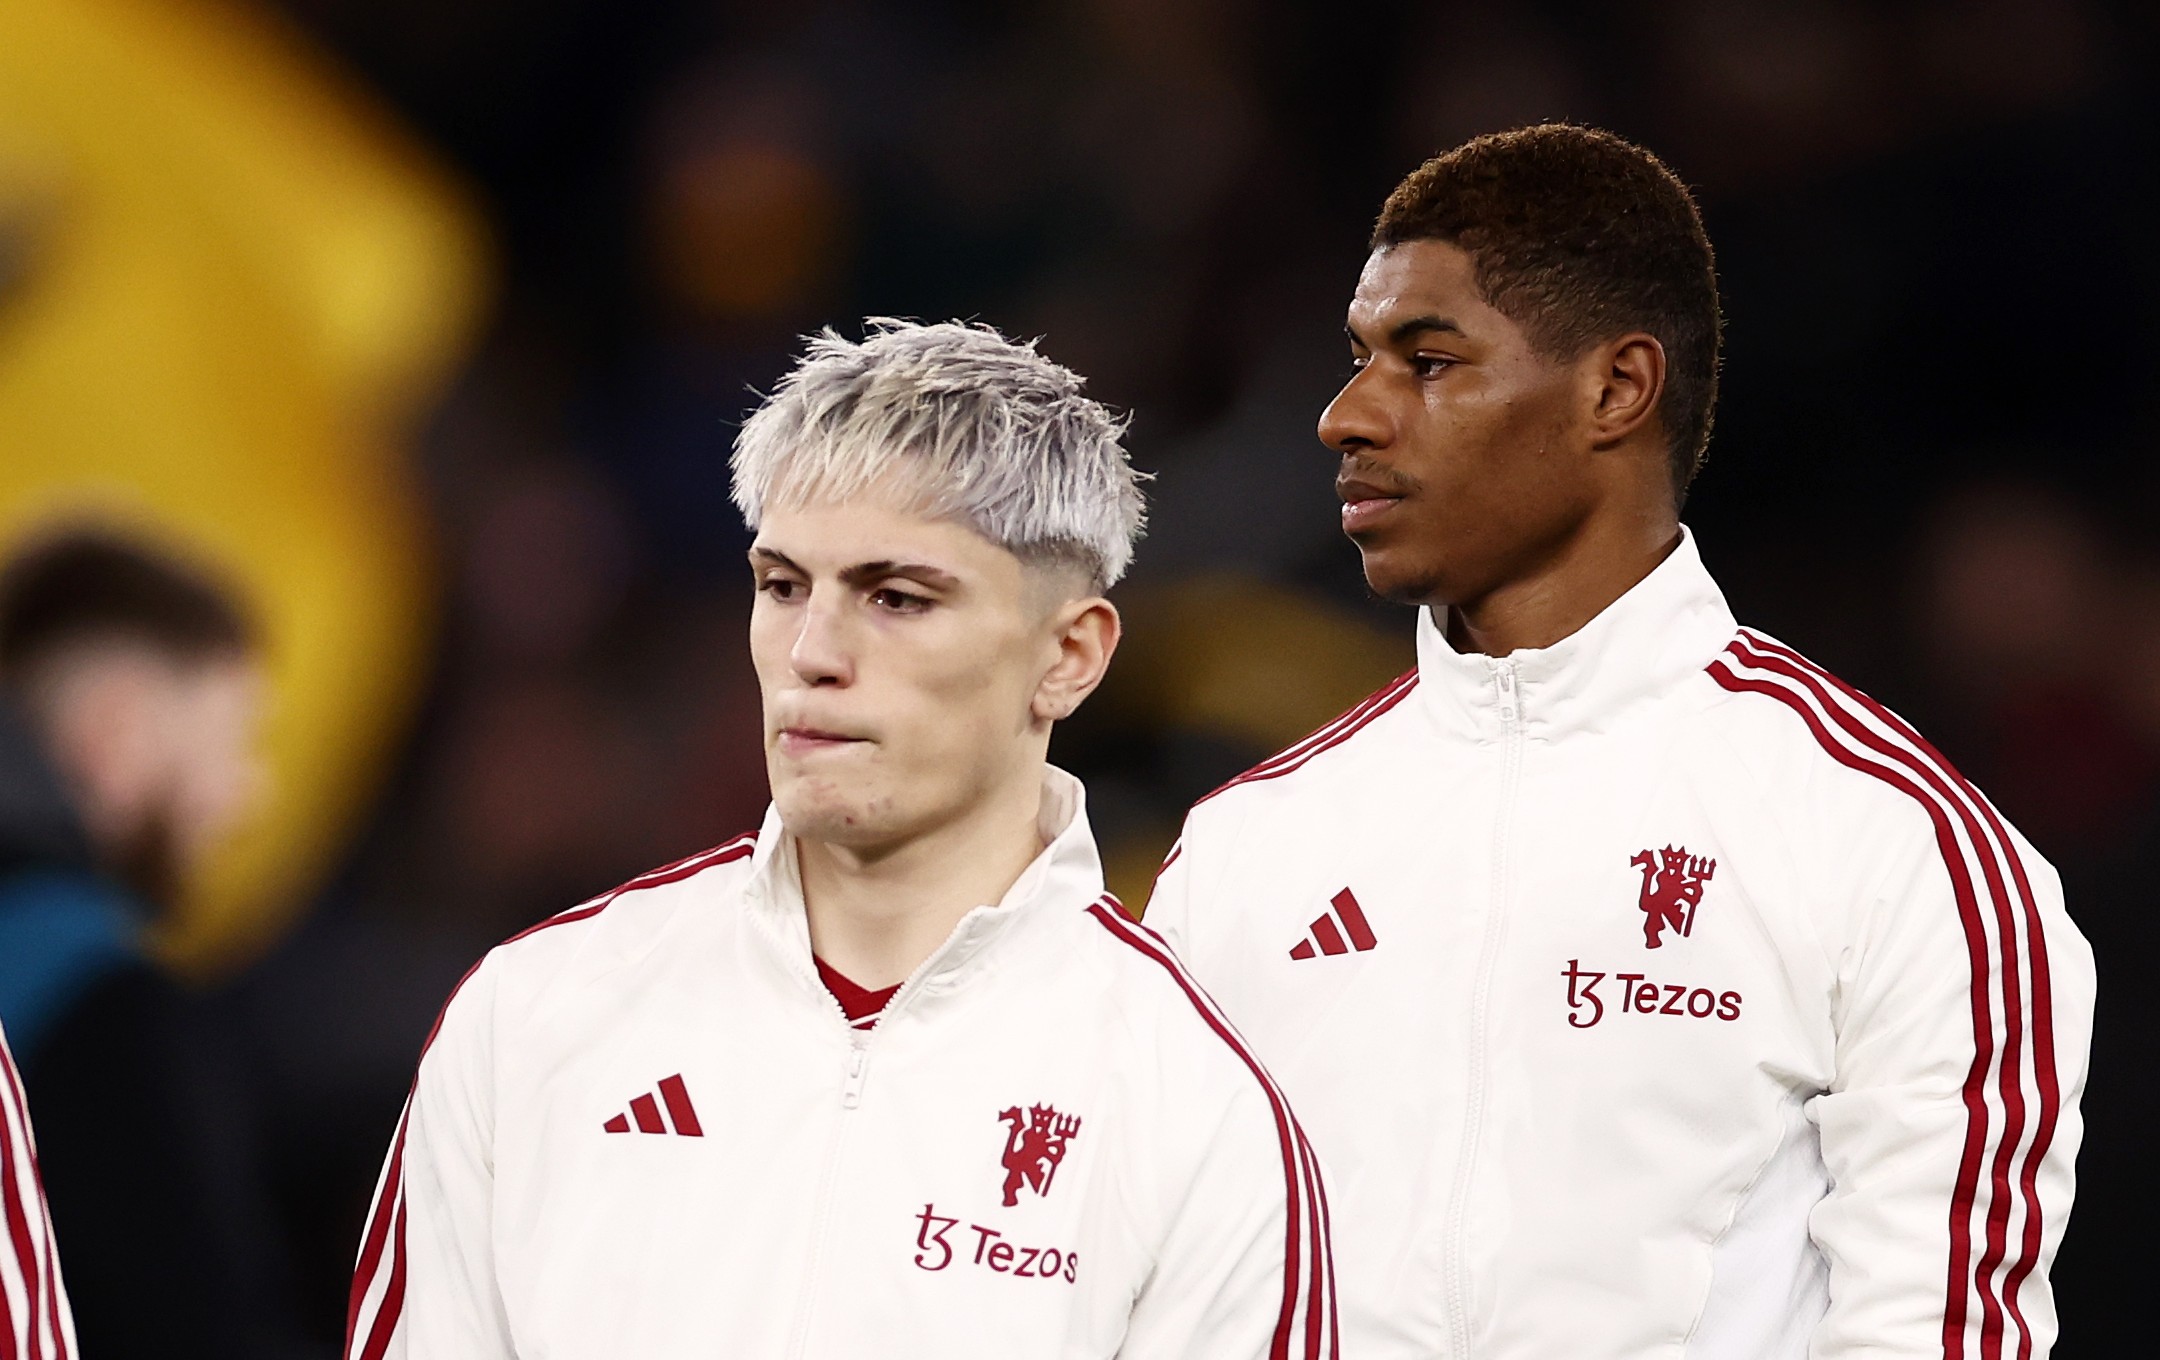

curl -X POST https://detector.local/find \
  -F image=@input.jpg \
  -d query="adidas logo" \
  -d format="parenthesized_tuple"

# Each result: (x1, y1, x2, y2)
(603, 1073, 705, 1137)
(1289, 888, 1378, 960)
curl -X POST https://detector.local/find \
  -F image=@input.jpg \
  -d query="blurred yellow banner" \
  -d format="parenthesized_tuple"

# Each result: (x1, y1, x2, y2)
(0, 0, 489, 973)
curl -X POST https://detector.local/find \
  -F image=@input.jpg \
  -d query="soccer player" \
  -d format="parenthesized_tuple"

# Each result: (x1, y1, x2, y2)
(346, 320, 1334, 1359)
(1145, 125, 2094, 1359)
(1, 1021, 75, 1358)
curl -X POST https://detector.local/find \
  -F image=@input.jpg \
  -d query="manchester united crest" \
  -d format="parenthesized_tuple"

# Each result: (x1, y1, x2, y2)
(997, 1104, 1081, 1206)
(1630, 845, 1716, 949)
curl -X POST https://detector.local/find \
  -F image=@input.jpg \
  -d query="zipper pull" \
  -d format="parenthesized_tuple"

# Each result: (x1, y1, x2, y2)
(1496, 662, 1518, 725)
(841, 1040, 869, 1110)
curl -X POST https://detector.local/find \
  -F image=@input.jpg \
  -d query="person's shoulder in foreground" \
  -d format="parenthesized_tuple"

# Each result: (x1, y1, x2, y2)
(347, 318, 1334, 1360)
(1148, 122, 2093, 1360)
(0, 1019, 77, 1358)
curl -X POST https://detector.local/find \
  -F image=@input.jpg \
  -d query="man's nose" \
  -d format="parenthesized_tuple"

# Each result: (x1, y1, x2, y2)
(1317, 366, 1390, 455)
(788, 598, 855, 688)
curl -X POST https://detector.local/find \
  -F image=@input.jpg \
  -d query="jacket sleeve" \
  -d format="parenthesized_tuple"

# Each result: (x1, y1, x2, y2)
(1809, 808, 2094, 1359)
(346, 956, 516, 1360)
(0, 1023, 77, 1360)
(1137, 833, 1195, 950)
(1120, 1053, 1336, 1359)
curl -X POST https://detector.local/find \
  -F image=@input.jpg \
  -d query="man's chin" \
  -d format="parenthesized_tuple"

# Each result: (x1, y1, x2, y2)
(1355, 545, 1445, 608)
(772, 783, 905, 851)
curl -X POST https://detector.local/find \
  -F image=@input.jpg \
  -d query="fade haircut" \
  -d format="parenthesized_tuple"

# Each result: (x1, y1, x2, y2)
(731, 319, 1146, 590)
(0, 529, 254, 684)
(1374, 124, 1723, 493)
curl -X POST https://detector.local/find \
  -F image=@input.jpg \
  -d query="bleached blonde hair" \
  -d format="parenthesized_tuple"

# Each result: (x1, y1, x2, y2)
(731, 319, 1146, 589)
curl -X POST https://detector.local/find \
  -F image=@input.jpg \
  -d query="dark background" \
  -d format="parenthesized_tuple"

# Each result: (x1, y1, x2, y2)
(114, 0, 2160, 1351)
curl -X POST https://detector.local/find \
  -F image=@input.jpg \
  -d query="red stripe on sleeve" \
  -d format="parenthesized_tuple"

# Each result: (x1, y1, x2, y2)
(1302, 1127, 1340, 1344)
(0, 1061, 48, 1360)
(1709, 657, 2000, 1357)
(344, 832, 760, 1355)
(1295, 1125, 1328, 1357)
(1739, 632, 2064, 1360)
(1712, 635, 2058, 1360)
(356, 1199, 409, 1360)
(1084, 899, 1337, 1359)
(1729, 634, 2044, 1359)
(345, 1113, 408, 1356)
(0, 1048, 68, 1360)
(1196, 671, 1418, 807)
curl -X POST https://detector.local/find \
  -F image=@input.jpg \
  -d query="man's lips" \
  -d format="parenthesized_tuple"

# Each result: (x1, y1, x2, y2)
(776, 726, 870, 755)
(1337, 475, 1406, 533)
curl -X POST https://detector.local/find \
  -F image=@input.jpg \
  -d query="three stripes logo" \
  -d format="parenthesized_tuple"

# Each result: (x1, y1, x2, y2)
(1288, 888, 1378, 960)
(602, 1073, 705, 1137)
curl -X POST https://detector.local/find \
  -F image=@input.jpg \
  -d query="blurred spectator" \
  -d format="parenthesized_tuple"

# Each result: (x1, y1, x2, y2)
(1914, 479, 2152, 852)
(1, 0, 487, 976)
(0, 530, 306, 1359)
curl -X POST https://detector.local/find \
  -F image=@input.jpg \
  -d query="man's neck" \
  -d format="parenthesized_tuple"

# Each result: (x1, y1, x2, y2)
(1443, 505, 1682, 658)
(797, 772, 1050, 991)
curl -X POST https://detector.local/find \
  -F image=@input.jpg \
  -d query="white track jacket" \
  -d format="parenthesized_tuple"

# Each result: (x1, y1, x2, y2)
(1, 1022, 74, 1360)
(346, 770, 1336, 1360)
(1146, 532, 2093, 1360)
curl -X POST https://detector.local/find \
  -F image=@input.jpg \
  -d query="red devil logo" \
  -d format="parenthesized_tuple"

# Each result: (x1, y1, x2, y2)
(997, 1104, 1081, 1206)
(1631, 845, 1716, 949)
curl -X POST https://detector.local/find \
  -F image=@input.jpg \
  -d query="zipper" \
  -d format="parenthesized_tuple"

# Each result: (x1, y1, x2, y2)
(841, 1037, 869, 1108)
(1442, 658, 1524, 1358)
(784, 1032, 868, 1359)
(779, 942, 878, 1359)
(780, 925, 971, 1356)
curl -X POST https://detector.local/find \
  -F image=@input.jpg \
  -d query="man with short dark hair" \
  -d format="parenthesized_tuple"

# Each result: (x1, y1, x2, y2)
(0, 532, 263, 913)
(1146, 125, 2093, 1359)
(0, 528, 286, 1358)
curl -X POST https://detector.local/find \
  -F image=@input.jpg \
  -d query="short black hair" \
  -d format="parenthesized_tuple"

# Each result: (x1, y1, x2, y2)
(1374, 123, 1723, 493)
(0, 529, 255, 680)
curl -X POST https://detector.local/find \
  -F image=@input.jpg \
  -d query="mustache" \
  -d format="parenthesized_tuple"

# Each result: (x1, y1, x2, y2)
(1337, 454, 1418, 495)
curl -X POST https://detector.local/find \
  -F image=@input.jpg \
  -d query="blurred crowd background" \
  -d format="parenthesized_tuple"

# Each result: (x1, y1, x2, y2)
(1, 0, 2155, 1354)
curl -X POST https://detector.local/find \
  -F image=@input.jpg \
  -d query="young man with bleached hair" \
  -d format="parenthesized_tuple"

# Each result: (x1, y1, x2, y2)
(347, 319, 1335, 1360)
(1146, 126, 2092, 1358)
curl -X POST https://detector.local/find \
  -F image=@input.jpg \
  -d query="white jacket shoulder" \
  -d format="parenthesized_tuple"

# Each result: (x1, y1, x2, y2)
(1180, 667, 1422, 835)
(467, 832, 761, 1022)
(1692, 629, 2051, 878)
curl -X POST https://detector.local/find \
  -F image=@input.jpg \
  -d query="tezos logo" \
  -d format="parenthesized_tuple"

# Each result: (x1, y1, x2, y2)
(1562, 958, 1741, 1029)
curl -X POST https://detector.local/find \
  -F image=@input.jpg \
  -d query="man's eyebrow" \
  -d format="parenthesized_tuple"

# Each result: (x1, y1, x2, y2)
(1344, 314, 1464, 348)
(750, 548, 962, 591)
(1387, 314, 1463, 344)
(839, 560, 962, 592)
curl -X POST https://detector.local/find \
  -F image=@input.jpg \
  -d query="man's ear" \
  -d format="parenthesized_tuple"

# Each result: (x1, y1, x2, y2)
(1032, 596, 1121, 725)
(1587, 332, 1667, 449)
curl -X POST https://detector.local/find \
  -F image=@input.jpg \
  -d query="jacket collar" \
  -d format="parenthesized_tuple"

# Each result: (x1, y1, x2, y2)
(741, 766, 1106, 1004)
(1413, 527, 1737, 743)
